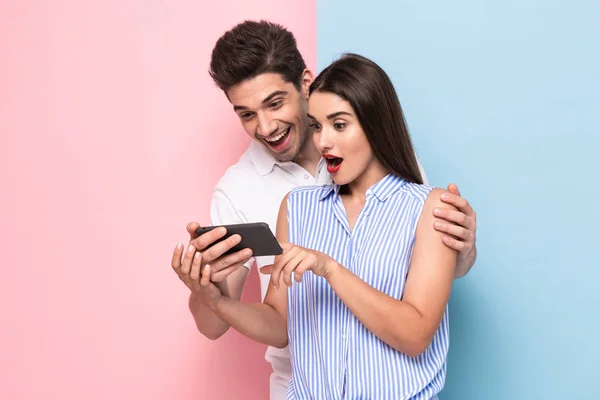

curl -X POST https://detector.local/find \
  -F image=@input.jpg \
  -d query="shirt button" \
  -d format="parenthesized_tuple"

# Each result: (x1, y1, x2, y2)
(364, 211, 370, 217)
(304, 174, 309, 179)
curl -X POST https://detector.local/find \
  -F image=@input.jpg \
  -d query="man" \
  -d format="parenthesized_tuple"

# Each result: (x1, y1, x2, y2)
(171, 20, 478, 400)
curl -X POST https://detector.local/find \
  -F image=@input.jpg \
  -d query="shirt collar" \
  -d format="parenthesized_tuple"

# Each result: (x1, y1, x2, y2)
(249, 140, 332, 181)
(319, 173, 407, 201)
(247, 140, 279, 176)
(369, 173, 407, 201)
(319, 184, 338, 200)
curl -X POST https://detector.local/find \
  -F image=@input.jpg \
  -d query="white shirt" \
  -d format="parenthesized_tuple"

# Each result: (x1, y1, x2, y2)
(210, 140, 332, 399)
(209, 139, 428, 399)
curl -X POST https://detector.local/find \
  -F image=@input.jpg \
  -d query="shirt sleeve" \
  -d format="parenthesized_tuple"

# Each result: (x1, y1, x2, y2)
(209, 188, 255, 270)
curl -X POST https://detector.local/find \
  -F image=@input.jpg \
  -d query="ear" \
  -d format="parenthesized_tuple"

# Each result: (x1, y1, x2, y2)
(300, 69, 314, 100)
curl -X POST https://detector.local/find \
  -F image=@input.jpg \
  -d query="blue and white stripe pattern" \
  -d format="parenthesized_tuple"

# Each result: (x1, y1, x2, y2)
(285, 173, 448, 400)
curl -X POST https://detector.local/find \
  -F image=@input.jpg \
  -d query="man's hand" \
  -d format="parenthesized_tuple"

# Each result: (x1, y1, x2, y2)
(171, 243, 222, 309)
(186, 222, 253, 282)
(433, 184, 477, 277)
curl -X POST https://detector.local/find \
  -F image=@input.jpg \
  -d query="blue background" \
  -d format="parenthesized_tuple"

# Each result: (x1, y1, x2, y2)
(317, 0, 600, 398)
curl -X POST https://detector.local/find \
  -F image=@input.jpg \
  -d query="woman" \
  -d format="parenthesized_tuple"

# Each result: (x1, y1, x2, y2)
(209, 53, 457, 399)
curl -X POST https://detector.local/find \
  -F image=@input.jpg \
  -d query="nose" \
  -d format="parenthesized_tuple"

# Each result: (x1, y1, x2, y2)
(314, 126, 333, 153)
(256, 112, 277, 138)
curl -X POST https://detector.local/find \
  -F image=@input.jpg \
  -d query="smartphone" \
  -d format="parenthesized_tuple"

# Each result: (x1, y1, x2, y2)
(195, 222, 282, 257)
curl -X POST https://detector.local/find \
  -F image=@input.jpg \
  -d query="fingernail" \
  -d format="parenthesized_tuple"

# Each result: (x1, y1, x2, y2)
(219, 227, 227, 235)
(194, 251, 200, 259)
(433, 208, 441, 216)
(243, 249, 252, 257)
(176, 242, 183, 249)
(233, 235, 241, 243)
(188, 245, 195, 253)
(434, 222, 443, 229)
(441, 193, 449, 201)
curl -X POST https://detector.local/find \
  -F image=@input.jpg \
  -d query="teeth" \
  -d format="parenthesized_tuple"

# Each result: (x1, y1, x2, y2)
(266, 128, 289, 143)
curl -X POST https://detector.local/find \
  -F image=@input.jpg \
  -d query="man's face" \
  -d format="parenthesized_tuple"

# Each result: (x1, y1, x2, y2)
(227, 72, 312, 162)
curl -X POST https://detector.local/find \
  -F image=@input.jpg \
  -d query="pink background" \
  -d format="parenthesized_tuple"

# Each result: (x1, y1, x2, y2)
(0, 1, 315, 399)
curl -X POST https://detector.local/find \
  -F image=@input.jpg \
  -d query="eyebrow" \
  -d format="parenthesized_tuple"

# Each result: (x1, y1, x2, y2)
(307, 111, 353, 120)
(233, 90, 288, 111)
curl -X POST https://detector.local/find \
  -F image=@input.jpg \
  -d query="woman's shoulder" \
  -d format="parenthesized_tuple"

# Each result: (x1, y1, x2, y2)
(399, 181, 434, 203)
(402, 184, 458, 217)
(397, 183, 459, 216)
(288, 184, 335, 201)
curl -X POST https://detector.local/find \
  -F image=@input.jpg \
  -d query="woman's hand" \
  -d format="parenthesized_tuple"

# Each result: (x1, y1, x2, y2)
(260, 243, 340, 288)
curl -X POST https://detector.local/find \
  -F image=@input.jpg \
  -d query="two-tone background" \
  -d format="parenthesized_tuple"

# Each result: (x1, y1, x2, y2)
(2, 1, 598, 398)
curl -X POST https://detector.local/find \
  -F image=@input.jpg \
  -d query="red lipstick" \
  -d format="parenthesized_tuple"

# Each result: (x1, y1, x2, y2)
(323, 153, 343, 174)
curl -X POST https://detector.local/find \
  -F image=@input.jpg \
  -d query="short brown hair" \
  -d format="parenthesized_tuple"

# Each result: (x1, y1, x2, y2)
(209, 20, 307, 93)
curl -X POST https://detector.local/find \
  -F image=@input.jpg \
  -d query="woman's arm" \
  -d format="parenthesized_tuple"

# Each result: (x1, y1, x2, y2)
(212, 292, 287, 348)
(210, 195, 289, 348)
(325, 188, 458, 357)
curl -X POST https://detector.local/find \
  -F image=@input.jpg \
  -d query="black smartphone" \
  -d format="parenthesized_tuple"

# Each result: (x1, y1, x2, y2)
(195, 222, 282, 257)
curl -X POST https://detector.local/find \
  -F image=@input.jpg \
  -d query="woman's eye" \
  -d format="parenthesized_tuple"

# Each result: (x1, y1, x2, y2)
(334, 123, 346, 129)
(309, 123, 321, 130)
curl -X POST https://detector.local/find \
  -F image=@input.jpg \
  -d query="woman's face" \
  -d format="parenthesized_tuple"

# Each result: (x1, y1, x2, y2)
(308, 91, 385, 188)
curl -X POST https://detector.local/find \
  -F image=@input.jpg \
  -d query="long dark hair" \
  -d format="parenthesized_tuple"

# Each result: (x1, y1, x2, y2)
(309, 53, 423, 184)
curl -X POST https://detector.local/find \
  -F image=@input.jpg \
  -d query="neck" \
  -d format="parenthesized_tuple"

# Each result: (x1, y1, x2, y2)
(293, 140, 322, 177)
(346, 161, 389, 199)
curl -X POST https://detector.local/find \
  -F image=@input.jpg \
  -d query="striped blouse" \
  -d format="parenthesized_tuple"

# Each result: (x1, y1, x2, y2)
(285, 173, 449, 400)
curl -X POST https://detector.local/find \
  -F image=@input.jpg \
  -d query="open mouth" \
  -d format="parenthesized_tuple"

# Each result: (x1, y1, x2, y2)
(323, 154, 343, 173)
(263, 127, 291, 150)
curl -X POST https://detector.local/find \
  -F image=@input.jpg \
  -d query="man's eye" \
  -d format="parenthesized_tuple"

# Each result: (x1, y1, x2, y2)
(240, 113, 254, 120)
(269, 101, 282, 108)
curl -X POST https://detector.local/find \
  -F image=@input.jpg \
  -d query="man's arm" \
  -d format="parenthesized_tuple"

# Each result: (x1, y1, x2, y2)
(172, 238, 248, 339)
(187, 263, 249, 340)
(176, 189, 253, 340)
(209, 193, 290, 348)
(416, 157, 477, 278)
(173, 245, 287, 347)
